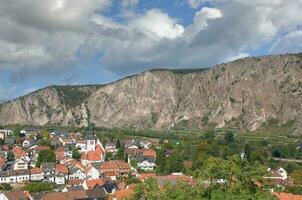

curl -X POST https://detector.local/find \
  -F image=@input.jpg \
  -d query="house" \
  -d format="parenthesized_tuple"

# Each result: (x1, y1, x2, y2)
(82, 178, 105, 190)
(56, 164, 69, 180)
(264, 167, 291, 186)
(0, 169, 30, 183)
(84, 185, 107, 200)
(109, 188, 134, 200)
(137, 173, 156, 182)
(273, 192, 302, 200)
(41, 190, 87, 200)
(81, 139, 105, 166)
(41, 162, 56, 182)
(55, 164, 69, 185)
(104, 171, 118, 181)
(13, 157, 30, 170)
(0, 190, 32, 200)
(62, 185, 85, 192)
(100, 160, 131, 177)
(0, 130, 8, 139)
(136, 150, 156, 171)
(76, 140, 87, 152)
(0, 156, 6, 171)
(68, 165, 86, 180)
(30, 167, 44, 181)
(102, 181, 118, 194)
(5, 138, 15, 145)
(23, 138, 36, 148)
(86, 165, 100, 180)
(41, 186, 107, 200)
(105, 143, 118, 154)
(59, 137, 76, 146)
(12, 146, 30, 170)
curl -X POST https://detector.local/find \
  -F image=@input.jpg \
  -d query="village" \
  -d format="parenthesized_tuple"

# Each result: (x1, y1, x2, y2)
(0, 127, 301, 200)
(0, 128, 198, 200)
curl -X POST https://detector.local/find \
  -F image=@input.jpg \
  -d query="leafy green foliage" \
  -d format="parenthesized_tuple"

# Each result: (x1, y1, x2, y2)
(36, 149, 56, 167)
(0, 183, 12, 191)
(224, 131, 234, 142)
(134, 156, 274, 200)
(72, 148, 81, 160)
(22, 182, 57, 193)
(54, 86, 94, 107)
(6, 151, 15, 161)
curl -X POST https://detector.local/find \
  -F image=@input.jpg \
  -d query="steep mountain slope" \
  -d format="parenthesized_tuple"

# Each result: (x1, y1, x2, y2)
(1, 53, 302, 132)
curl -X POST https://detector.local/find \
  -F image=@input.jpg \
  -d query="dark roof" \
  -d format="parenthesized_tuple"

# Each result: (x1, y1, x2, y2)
(41, 162, 56, 173)
(66, 185, 85, 192)
(102, 182, 118, 194)
(136, 153, 155, 163)
(85, 185, 107, 200)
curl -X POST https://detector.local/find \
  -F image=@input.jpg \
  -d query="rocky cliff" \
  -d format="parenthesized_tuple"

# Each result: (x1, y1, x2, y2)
(1, 53, 302, 132)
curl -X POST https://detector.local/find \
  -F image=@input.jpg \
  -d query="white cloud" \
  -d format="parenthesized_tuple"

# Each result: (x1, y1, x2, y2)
(270, 30, 302, 54)
(0, 0, 302, 81)
(128, 9, 184, 40)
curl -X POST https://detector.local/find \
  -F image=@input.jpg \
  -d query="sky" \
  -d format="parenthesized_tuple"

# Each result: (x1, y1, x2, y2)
(0, 0, 302, 101)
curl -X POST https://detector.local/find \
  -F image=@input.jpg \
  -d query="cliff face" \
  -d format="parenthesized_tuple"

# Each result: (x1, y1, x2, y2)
(1, 53, 302, 132)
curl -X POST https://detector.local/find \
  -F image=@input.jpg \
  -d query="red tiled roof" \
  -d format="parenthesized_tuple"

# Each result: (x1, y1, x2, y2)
(0, 156, 6, 166)
(273, 192, 302, 200)
(100, 160, 131, 172)
(82, 145, 105, 161)
(12, 146, 27, 158)
(41, 190, 86, 200)
(56, 164, 68, 174)
(30, 167, 42, 174)
(142, 149, 156, 158)
(104, 171, 118, 177)
(139, 173, 156, 181)
(34, 146, 50, 151)
(67, 179, 82, 186)
(109, 188, 134, 200)
(85, 178, 105, 189)
(5, 190, 31, 200)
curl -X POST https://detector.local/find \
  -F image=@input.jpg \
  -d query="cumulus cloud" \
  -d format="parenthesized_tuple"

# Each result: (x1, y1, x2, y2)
(270, 30, 302, 54)
(128, 9, 184, 40)
(0, 0, 302, 80)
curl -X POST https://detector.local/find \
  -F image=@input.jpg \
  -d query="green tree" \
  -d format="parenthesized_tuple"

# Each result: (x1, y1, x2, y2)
(12, 126, 21, 138)
(72, 148, 81, 160)
(116, 139, 121, 148)
(224, 131, 234, 143)
(165, 153, 184, 174)
(36, 149, 56, 167)
(155, 148, 166, 174)
(6, 151, 15, 161)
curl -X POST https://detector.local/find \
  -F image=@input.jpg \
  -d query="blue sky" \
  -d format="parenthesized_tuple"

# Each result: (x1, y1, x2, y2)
(0, 0, 302, 101)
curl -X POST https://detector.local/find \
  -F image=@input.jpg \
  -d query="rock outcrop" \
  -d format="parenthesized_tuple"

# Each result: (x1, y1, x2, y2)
(1, 53, 302, 132)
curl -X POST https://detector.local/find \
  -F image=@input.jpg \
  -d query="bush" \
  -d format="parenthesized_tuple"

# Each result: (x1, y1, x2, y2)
(0, 183, 12, 191)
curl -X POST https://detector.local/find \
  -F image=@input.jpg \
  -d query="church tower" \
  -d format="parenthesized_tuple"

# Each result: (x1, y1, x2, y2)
(86, 131, 96, 151)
